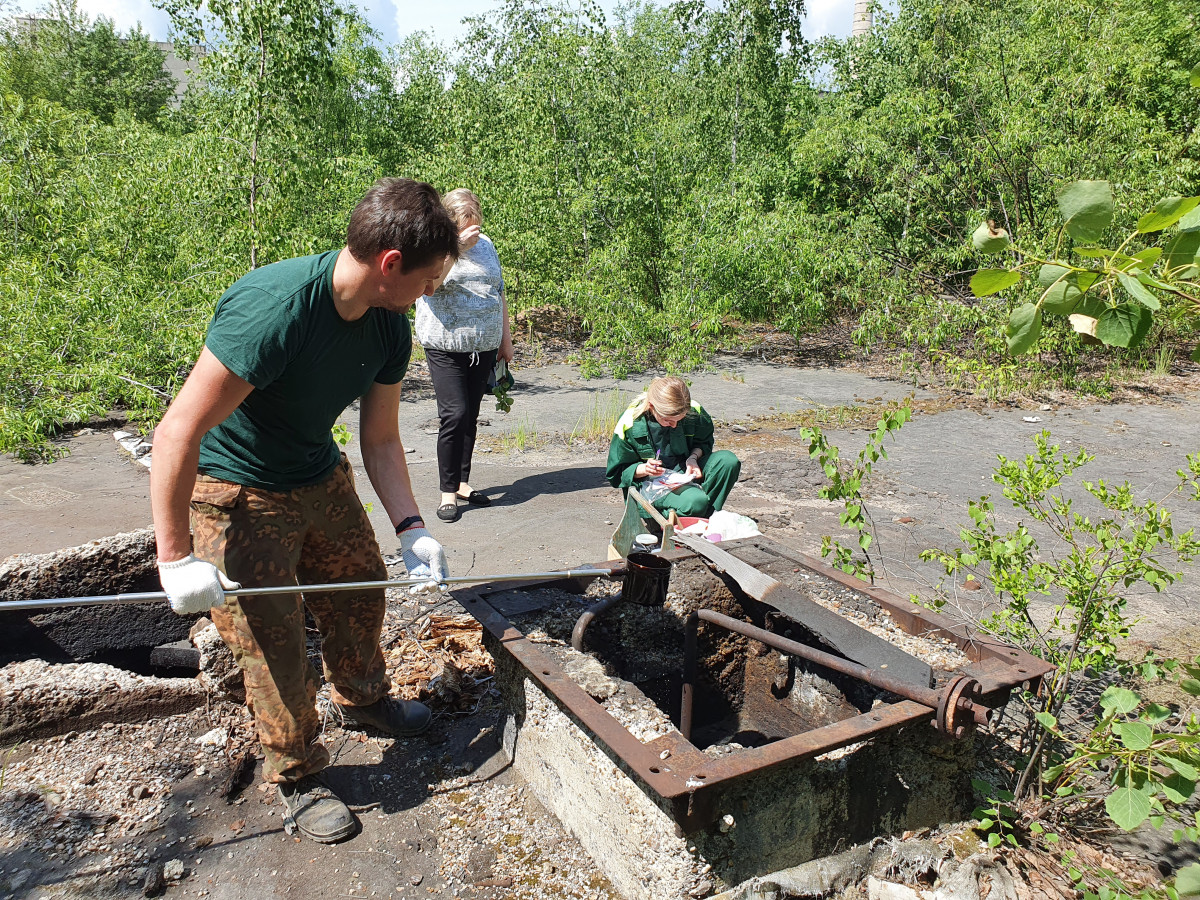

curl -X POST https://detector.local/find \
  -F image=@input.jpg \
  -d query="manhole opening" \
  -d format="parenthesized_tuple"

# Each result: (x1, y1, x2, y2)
(0, 529, 200, 677)
(571, 593, 887, 751)
(491, 549, 979, 758)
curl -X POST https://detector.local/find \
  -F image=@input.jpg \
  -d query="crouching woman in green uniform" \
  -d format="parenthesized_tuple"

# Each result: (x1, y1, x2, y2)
(605, 376, 741, 520)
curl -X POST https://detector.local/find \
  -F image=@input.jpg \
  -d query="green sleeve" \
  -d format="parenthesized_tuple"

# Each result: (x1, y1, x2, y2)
(373, 313, 412, 385)
(606, 433, 642, 490)
(205, 286, 301, 389)
(691, 406, 715, 458)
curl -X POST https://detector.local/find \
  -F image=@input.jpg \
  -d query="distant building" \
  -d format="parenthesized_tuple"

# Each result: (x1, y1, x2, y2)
(10, 15, 198, 107)
(153, 40, 199, 106)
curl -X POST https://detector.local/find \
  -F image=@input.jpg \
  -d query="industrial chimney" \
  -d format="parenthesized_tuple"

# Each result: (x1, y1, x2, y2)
(852, 0, 873, 37)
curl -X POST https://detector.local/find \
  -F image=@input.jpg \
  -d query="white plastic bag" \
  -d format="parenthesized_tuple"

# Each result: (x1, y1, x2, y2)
(705, 510, 760, 541)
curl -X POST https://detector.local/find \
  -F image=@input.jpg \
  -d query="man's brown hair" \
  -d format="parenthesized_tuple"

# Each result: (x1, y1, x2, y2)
(347, 178, 460, 272)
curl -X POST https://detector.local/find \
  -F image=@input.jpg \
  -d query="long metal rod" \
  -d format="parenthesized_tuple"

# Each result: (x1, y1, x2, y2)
(0, 566, 618, 613)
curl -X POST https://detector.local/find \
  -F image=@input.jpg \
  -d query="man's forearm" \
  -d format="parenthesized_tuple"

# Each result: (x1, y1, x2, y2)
(150, 417, 201, 562)
(147, 347, 255, 564)
(362, 438, 422, 530)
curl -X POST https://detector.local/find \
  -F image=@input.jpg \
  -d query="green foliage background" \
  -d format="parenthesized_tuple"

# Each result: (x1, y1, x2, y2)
(1, 0, 1198, 456)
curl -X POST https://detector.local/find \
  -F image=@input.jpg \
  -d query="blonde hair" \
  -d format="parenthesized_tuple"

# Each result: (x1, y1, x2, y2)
(443, 188, 482, 227)
(630, 376, 691, 420)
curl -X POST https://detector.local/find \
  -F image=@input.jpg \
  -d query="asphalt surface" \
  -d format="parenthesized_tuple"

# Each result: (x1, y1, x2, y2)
(0, 359, 928, 572)
(2, 357, 1197, 652)
(3, 357, 1199, 899)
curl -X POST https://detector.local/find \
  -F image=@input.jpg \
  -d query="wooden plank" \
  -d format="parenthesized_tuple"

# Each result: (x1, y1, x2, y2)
(624, 486, 676, 552)
(673, 533, 933, 689)
(609, 493, 645, 559)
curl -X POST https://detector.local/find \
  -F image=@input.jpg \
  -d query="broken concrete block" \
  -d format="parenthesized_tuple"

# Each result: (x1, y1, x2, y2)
(0, 659, 206, 742)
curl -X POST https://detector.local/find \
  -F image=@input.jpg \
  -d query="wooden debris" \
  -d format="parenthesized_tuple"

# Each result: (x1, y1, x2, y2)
(385, 614, 495, 712)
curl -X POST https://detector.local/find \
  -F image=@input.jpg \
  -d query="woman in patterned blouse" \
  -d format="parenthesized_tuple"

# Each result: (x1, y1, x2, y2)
(416, 189, 514, 523)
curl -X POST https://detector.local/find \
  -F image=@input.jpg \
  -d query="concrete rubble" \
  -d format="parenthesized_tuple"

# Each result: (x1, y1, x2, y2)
(0, 659, 208, 743)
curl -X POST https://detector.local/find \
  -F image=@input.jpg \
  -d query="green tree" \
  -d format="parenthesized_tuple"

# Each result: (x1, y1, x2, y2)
(161, 0, 349, 268)
(1, 1, 174, 124)
(969, 180, 1200, 359)
(789, 0, 1199, 364)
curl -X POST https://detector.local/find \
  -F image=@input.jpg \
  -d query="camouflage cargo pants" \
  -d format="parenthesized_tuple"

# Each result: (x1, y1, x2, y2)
(190, 455, 389, 784)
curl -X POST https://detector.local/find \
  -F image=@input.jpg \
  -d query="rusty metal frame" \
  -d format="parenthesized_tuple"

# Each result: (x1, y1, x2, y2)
(730, 540, 1057, 700)
(680, 608, 990, 742)
(463, 539, 1055, 834)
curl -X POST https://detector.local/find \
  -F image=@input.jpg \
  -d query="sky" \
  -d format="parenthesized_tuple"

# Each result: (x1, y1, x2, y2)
(17, 0, 858, 46)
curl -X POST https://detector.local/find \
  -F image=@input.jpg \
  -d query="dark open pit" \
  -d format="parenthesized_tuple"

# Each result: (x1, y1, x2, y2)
(567, 556, 907, 752)
(0, 529, 198, 675)
(463, 535, 1055, 899)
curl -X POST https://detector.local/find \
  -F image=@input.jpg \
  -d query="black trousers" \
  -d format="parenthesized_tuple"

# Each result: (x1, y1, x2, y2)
(425, 347, 498, 493)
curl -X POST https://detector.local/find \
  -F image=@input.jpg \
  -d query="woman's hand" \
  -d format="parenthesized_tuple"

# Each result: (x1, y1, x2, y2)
(637, 458, 665, 480)
(459, 224, 481, 250)
(498, 331, 514, 365)
(685, 457, 702, 481)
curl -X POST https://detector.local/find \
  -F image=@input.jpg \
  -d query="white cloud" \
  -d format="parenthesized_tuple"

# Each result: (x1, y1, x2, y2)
(59, 0, 170, 36)
(803, 0, 853, 41)
(392, 1, 859, 47)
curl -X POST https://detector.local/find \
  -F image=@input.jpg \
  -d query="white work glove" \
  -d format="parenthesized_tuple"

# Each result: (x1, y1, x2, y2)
(399, 527, 448, 594)
(157, 555, 240, 615)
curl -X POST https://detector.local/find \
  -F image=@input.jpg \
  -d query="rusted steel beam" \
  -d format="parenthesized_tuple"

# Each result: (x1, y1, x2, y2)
(672, 533, 934, 689)
(681, 609, 990, 741)
(462, 538, 1041, 834)
(460, 590, 689, 797)
(773, 545, 1056, 689)
(462, 590, 938, 814)
(660, 699, 939, 833)
(714, 539, 1056, 694)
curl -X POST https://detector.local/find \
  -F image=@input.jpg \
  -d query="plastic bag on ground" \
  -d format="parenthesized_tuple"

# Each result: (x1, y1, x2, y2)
(704, 510, 760, 542)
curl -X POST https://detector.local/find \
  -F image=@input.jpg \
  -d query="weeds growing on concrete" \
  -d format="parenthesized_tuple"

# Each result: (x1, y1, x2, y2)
(498, 417, 540, 454)
(569, 390, 629, 445)
(808, 420, 1200, 897)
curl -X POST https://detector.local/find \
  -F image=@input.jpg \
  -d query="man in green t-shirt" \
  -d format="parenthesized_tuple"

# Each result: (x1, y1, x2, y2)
(150, 178, 459, 844)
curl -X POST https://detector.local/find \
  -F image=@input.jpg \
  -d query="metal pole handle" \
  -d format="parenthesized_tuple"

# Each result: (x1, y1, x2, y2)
(0, 566, 621, 613)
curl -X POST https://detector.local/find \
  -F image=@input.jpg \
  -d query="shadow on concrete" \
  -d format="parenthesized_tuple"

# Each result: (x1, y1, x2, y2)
(330, 710, 509, 818)
(486, 465, 608, 506)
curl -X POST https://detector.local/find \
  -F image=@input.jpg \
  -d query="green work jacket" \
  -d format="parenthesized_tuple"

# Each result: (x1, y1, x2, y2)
(605, 401, 715, 491)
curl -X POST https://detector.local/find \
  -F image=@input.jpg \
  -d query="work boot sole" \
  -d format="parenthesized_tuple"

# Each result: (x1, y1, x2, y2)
(279, 784, 357, 843)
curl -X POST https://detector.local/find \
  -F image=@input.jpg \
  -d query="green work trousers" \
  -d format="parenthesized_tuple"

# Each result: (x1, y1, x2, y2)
(190, 455, 389, 784)
(645, 449, 741, 519)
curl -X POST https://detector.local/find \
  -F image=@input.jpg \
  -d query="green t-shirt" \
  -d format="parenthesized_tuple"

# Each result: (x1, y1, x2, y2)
(198, 250, 412, 490)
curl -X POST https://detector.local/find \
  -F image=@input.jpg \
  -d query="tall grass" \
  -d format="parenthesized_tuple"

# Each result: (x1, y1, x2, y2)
(497, 416, 540, 454)
(569, 390, 630, 445)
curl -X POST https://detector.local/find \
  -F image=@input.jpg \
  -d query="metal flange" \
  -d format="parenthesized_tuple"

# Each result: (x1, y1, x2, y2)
(935, 675, 986, 738)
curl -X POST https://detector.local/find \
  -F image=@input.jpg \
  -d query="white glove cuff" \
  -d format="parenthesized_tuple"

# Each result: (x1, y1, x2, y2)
(157, 554, 198, 570)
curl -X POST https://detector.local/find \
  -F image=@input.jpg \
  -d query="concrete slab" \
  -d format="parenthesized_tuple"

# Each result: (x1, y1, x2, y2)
(0, 659, 207, 742)
(1, 359, 1196, 654)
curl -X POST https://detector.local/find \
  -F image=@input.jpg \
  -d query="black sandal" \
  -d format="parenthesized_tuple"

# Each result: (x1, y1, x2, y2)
(437, 502, 460, 522)
(459, 490, 491, 506)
